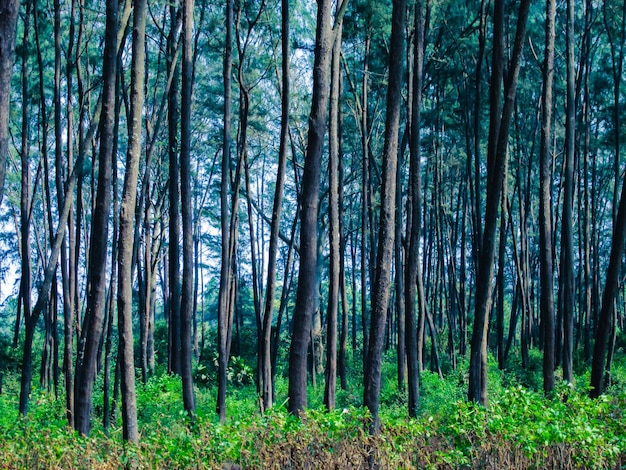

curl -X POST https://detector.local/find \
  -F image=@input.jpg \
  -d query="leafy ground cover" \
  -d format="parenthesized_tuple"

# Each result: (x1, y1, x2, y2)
(1, 365, 626, 469)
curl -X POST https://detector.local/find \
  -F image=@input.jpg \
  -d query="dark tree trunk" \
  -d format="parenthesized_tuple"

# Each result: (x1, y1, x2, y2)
(261, 0, 289, 411)
(74, 0, 118, 436)
(405, 0, 425, 419)
(288, 0, 333, 416)
(363, 0, 406, 433)
(217, 0, 234, 422)
(561, 0, 576, 384)
(468, 0, 531, 405)
(180, 0, 196, 419)
(168, 2, 182, 376)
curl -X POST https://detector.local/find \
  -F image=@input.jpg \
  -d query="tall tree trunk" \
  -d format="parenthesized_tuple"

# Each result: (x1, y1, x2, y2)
(405, 0, 425, 418)
(539, 0, 556, 395)
(116, 0, 147, 440)
(74, 0, 118, 436)
(561, 0, 576, 384)
(468, 0, 531, 405)
(590, 170, 626, 397)
(217, 0, 235, 422)
(288, 0, 333, 416)
(0, 0, 19, 203)
(180, 0, 196, 419)
(261, 0, 290, 410)
(324, 7, 343, 410)
(168, 2, 182, 376)
(18, 0, 32, 404)
(363, 0, 406, 433)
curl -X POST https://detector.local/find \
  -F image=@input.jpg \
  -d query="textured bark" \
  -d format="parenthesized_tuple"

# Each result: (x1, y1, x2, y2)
(363, 0, 406, 433)
(0, 0, 19, 204)
(405, 0, 425, 418)
(261, 0, 289, 411)
(74, 0, 118, 436)
(288, 0, 333, 416)
(324, 10, 343, 410)
(180, 0, 196, 419)
(468, 0, 531, 405)
(116, 0, 147, 440)
(539, 0, 556, 395)
(561, 0, 576, 384)
(168, 2, 182, 376)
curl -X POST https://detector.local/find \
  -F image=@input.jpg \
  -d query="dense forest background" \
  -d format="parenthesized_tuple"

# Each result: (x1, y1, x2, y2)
(0, 0, 625, 455)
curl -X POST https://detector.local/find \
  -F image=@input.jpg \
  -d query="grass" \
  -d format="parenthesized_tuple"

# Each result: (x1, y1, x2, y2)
(1, 358, 626, 469)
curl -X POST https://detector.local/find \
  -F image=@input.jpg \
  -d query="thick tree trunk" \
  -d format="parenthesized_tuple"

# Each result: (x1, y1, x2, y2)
(288, 0, 333, 416)
(363, 0, 406, 433)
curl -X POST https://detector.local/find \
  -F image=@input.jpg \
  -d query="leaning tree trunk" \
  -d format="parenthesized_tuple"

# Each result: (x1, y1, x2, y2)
(363, 0, 406, 434)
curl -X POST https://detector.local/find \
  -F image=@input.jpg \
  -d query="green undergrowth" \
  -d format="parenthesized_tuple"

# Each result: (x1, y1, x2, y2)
(1, 371, 626, 469)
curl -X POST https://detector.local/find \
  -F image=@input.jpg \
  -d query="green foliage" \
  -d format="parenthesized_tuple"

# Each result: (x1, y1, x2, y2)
(2, 362, 626, 469)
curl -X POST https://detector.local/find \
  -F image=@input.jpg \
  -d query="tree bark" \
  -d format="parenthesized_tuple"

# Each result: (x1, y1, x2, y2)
(324, 7, 343, 410)
(288, 0, 333, 416)
(468, 0, 531, 405)
(539, 0, 556, 395)
(116, 0, 147, 440)
(261, 0, 290, 411)
(561, 0, 576, 384)
(405, 0, 425, 418)
(74, 0, 118, 436)
(0, 0, 19, 204)
(363, 0, 406, 433)
(180, 0, 196, 419)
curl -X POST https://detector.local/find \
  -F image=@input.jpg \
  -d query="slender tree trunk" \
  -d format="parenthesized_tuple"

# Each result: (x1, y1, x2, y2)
(217, 0, 234, 422)
(180, 0, 196, 419)
(405, 0, 425, 418)
(561, 0, 576, 384)
(0, 0, 19, 204)
(468, 0, 531, 405)
(363, 0, 406, 433)
(539, 0, 556, 395)
(74, 0, 118, 436)
(116, 0, 147, 440)
(324, 8, 343, 410)
(261, 0, 290, 410)
(288, 0, 333, 416)
(168, 2, 182, 376)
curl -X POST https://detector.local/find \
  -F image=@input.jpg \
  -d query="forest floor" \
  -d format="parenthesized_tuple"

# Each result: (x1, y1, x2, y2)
(1, 359, 626, 469)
